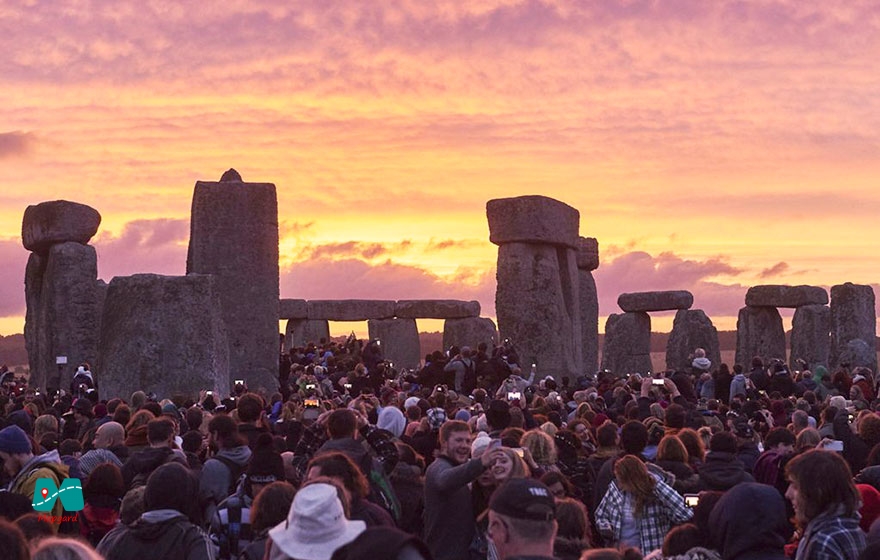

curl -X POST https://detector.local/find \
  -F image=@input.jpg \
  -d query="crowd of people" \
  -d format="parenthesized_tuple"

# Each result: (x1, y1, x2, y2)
(1, 338, 880, 560)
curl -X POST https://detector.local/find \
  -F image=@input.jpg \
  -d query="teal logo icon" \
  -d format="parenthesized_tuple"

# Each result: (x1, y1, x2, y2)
(32, 478, 84, 512)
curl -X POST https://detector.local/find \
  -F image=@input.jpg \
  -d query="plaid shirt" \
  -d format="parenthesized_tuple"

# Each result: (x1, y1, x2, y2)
(796, 507, 865, 560)
(595, 476, 693, 555)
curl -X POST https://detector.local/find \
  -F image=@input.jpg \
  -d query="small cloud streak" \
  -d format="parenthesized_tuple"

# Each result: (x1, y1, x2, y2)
(759, 261, 789, 278)
(0, 131, 36, 159)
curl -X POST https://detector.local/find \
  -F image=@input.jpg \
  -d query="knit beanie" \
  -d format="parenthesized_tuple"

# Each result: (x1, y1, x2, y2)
(145, 462, 195, 512)
(247, 433, 285, 485)
(0, 425, 31, 455)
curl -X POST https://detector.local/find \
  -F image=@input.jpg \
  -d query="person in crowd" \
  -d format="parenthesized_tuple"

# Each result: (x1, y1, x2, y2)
(306, 451, 396, 528)
(0, 518, 30, 560)
(785, 449, 865, 560)
(122, 417, 187, 489)
(554, 497, 592, 560)
(32, 537, 104, 560)
(0, 424, 68, 523)
(595, 455, 692, 555)
(697, 431, 754, 491)
(200, 414, 252, 524)
(264, 481, 366, 560)
(80, 462, 126, 546)
(236, 393, 271, 449)
(654, 435, 700, 495)
(709, 482, 791, 560)
(486, 478, 558, 560)
(330, 526, 433, 560)
(424, 420, 503, 560)
(238, 481, 296, 560)
(98, 462, 214, 560)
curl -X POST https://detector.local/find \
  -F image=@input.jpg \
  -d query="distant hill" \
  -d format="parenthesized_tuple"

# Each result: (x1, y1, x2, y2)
(0, 334, 28, 369)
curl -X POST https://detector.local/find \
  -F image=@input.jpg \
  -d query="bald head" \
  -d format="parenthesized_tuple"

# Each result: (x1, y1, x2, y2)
(94, 421, 125, 449)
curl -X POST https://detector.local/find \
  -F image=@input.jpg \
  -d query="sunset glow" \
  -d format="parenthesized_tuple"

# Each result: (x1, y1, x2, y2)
(2, 1, 879, 337)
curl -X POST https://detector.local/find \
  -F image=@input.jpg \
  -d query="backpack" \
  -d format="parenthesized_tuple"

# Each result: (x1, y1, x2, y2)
(212, 455, 246, 496)
(358, 451, 402, 524)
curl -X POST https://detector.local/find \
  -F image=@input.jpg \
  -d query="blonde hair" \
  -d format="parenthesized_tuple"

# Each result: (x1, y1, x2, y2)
(32, 537, 103, 560)
(521, 430, 557, 465)
(539, 421, 558, 438)
(496, 447, 531, 480)
(34, 414, 59, 440)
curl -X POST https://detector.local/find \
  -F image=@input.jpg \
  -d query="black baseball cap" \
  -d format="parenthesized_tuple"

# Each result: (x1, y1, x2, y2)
(489, 478, 556, 522)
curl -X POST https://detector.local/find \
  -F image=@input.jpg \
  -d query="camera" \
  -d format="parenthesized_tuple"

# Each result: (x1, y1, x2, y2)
(306, 383, 316, 390)
(826, 440, 844, 452)
(507, 391, 522, 400)
(652, 378, 665, 386)
(684, 494, 700, 507)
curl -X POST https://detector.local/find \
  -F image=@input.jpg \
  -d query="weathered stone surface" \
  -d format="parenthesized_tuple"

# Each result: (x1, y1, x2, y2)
(285, 319, 330, 350)
(576, 237, 599, 271)
(487, 196, 580, 249)
(790, 304, 830, 371)
(24, 253, 44, 386)
(280, 299, 308, 320)
(22, 200, 101, 254)
(306, 300, 395, 321)
(830, 283, 877, 372)
(442, 317, 498, 351)
(220, 168, 242, 182)
(666, 309, 721, 372)
(495, 242, 582, 379)
(394, 300, 480, 319)
(35, 243, 101, 391)
(21, 200, 101, 255)
(601, 312, 652, 375)
(579, 270, 599, 375)
(97, 274, 230, 400)
(186, 178, 279, 391)
(838, 339, 876, 370)
(735, 306, 786, 367)
(368, 318, 421, 371)
(618, 291, 693, 313)
(745, 285, 828, 308)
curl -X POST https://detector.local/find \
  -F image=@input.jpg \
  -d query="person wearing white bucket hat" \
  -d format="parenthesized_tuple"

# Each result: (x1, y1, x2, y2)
(266, 482, 366, 560)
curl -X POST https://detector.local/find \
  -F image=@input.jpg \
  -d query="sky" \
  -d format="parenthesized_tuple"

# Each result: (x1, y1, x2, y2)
(1, 0, 879, 338)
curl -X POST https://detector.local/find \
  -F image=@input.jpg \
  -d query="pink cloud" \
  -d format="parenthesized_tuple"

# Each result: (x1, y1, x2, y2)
(0, 131, 36, 160)
(93, 219, 188, 280)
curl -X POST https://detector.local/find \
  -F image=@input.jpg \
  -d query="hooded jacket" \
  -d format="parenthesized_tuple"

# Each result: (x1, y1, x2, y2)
(97, 509, 215, 560)
(199, 445, 252, 524)
(7, 449, 68, 522)
(709, 483, 789, 560)
(698, 451, 754, 491)
(122, 446, 188, 489)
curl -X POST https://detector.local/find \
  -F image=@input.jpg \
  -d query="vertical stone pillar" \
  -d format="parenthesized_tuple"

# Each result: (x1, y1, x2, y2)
(187, 170, 279, 391)
(487, 196, 582, 380)
(830, 283, 877, 372)
(735, 306, 786, 367)
(442, 317, 498, 351)
(666, 309, 721, 372)
(285, 319, 331, 351)
(368, 318, 421, 371)
(577, 237, 600, 376)
(790, 304, 830, 371)
(22, 201, 102, 392)
(601, 312, 652, 374)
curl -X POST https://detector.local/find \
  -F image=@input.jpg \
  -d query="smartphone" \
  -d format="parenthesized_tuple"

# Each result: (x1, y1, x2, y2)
(306, 383, 316, 390)
(234, 379, 244, 385)
(304, 398, 320, 408)
(206, 390, 213, 395)
(684, 494, 700, 507)
(826, 440, 844, 452)
(508, 391, 522, 400)
(652, 378, 665, 386)
(344, 383, 352, 389)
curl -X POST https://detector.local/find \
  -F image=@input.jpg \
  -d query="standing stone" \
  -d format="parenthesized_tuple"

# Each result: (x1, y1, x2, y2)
(495, 242, 582, 379)
(37, 243, 101, 391)
(601, 312, 652, 375)
(22, 200, 101, 255)
(24, 253, 44, 387)
(838, 339, 876, 371)
(735, 306, 786, 367)
(577, 237, 599, 375)
(489, 195, 582, 380)
(186, 172, 279, 391)
(368, 318, 421, 371)
(790, 304, 830, 371)
(666, 309, 721, 372)
(97, 274, 229, 399)
(285, 319, 331, 350)
(442, 317, 498, 351)
(830, 283, 877, 372)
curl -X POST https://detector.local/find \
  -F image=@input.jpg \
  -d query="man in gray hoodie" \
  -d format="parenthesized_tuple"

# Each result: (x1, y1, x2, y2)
(200, 415, 252, 526)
